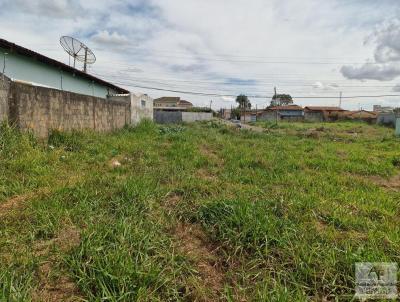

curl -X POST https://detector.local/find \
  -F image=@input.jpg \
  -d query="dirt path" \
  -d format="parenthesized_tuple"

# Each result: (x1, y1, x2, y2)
(32, 225, 82, 302)
(219, 119, 266, 133)
(173, 223, 225, 300)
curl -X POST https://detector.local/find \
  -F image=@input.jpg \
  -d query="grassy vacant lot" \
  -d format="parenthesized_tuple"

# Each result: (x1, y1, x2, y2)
(0, 120, 399, 301)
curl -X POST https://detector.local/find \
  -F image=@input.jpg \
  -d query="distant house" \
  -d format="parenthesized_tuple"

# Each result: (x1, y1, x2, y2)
(373, 105, 394, 113)
(377, 112, 396, 127)
(259, 105, 304, 122)
(304, 106, 346, 122)
(153, 97, 193, 109)
(342, 110, 377, 120)
(240, 110, 263, 123)
(220, 108, 232, 120)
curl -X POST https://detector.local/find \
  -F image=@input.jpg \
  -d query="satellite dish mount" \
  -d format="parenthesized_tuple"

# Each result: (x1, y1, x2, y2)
(60, 36, 96, 73)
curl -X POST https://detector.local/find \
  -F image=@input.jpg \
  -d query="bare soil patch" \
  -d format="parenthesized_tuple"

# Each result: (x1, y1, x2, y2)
(369, 174, 400, 191)
(173, 223, 225, 301)
(199, 144, 223, 166)
(33, 225, 82, 302)
(0, 189, 49, 218)
(196, 168, 217, 181)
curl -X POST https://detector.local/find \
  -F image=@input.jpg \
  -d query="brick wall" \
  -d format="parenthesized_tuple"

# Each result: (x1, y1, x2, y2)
(0, 75, 10, 122)
(8, 81, 130, 137)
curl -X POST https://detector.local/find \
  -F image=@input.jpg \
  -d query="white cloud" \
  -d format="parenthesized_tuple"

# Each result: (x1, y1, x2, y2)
(3, 0, 83, 18)
(371, 19, 400, 63)
(341, 63, 400, 81)
(341, 18, 400, 81)
(91, 31, 129, 46)
(393, 84, 400, 92)
(312, 81, 339, 90)
(1, 0, 400, 109)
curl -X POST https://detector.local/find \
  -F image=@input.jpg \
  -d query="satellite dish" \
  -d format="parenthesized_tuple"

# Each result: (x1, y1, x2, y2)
(60, 36, 96, 73)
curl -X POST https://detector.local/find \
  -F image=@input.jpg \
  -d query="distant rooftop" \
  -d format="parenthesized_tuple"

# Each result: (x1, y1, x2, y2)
(304, 106, 345, 111)
(268, 105, 303, 111)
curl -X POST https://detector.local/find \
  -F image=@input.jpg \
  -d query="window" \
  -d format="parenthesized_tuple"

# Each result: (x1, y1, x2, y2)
(141, 100, 146, 108)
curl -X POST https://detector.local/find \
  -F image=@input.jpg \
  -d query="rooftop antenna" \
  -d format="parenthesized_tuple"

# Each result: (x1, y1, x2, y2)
(60, 36, 96, 73)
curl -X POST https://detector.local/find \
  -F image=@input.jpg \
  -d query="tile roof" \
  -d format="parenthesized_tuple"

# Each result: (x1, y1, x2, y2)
(304, 106, 345, 111)
(268, 105, 303, 111)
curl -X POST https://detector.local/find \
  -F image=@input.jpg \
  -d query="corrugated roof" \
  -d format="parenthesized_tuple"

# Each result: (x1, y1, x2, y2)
(179, 100, 193, 105)
(304, 106, 344, 111)
(343, 110, 378, 118)
(154, 97, 180, 103)
(0, 38, 129, 94)
(268, 105, 303, 111)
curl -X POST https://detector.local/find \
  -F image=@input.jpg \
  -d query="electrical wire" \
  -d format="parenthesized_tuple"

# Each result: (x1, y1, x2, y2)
(107, 79, 400, 100)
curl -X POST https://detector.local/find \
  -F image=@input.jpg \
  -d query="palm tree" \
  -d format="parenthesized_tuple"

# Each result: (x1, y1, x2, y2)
(236, 94, 251, 109)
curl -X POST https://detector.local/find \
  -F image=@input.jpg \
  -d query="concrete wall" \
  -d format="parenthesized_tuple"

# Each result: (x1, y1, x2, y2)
(1, 47, 119, 98)
(130, 93, 153, 124)
(109, 93, 153, 125)
(154, 111, 182, 124)
(182, 112, 212, 122)
(304, 111, 324, 122)
(281, 115, 304, 122)
(154, 111, 212, 124)
(259, 111, 276, 122)
(0, 74, 10, 122)
(8, 81, 130, 137)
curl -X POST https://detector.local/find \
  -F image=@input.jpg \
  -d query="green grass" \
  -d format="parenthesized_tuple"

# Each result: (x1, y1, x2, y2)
(0, 120, 399, 301)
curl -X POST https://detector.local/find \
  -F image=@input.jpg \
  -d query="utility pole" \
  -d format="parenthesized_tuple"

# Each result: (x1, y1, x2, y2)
(274, 87, 278, 125)
(2, 52, 7, 81)
(256, 104, 258, 122)
(243, 101, 246, 124)
(60, 69, 63, 90)
(210, 100, 213, 110)
(339, 92, 342, 108)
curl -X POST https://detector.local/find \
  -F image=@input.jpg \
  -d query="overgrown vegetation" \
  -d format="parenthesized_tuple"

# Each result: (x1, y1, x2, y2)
(0, 120, 399, 301)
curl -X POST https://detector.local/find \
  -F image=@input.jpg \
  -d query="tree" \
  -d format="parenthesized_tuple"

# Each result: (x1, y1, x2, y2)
(236, 94, 251, 109)
(231, 107, 241, 120)
(270, 94, 293, 107)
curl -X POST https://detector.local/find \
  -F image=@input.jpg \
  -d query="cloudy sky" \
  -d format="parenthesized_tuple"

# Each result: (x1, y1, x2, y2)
(1, 0, 400, 109)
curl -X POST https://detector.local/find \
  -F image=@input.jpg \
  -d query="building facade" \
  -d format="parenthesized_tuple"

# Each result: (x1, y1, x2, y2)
(0, 38, 128, 98)
(259, 105, 304, 122)
(304, 106, 345, 122)
(109, 93, 153, 124)
(154, 97, 193, 109)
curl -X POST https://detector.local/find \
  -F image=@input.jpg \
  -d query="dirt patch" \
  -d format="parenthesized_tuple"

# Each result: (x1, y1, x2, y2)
(33, 225, 82, 302)
(199, 144, 223, 166)
(32, 268, 80, 302)
(0, 189, 49, 219)
(196, 168, 217, 181)
(315, 219, 328, 233)
(336, 150, 348, 159)
(34, 225, 81, 256)
(163, 191, 183, 208)
(369, 174, 400, 191)
(303, 129, 322, 139)
(173, 223, 225, 301)
(315, 219, 367, 241)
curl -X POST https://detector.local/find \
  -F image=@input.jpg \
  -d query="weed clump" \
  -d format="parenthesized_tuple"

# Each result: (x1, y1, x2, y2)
(159, 125, 185, 135)
(48, 129, 83, 152)
(198, 200, 294, 254)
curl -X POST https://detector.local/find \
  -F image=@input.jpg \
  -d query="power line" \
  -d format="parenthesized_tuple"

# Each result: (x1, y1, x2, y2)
(108, 79, 400, 100)
(90, 72, 399, 89)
